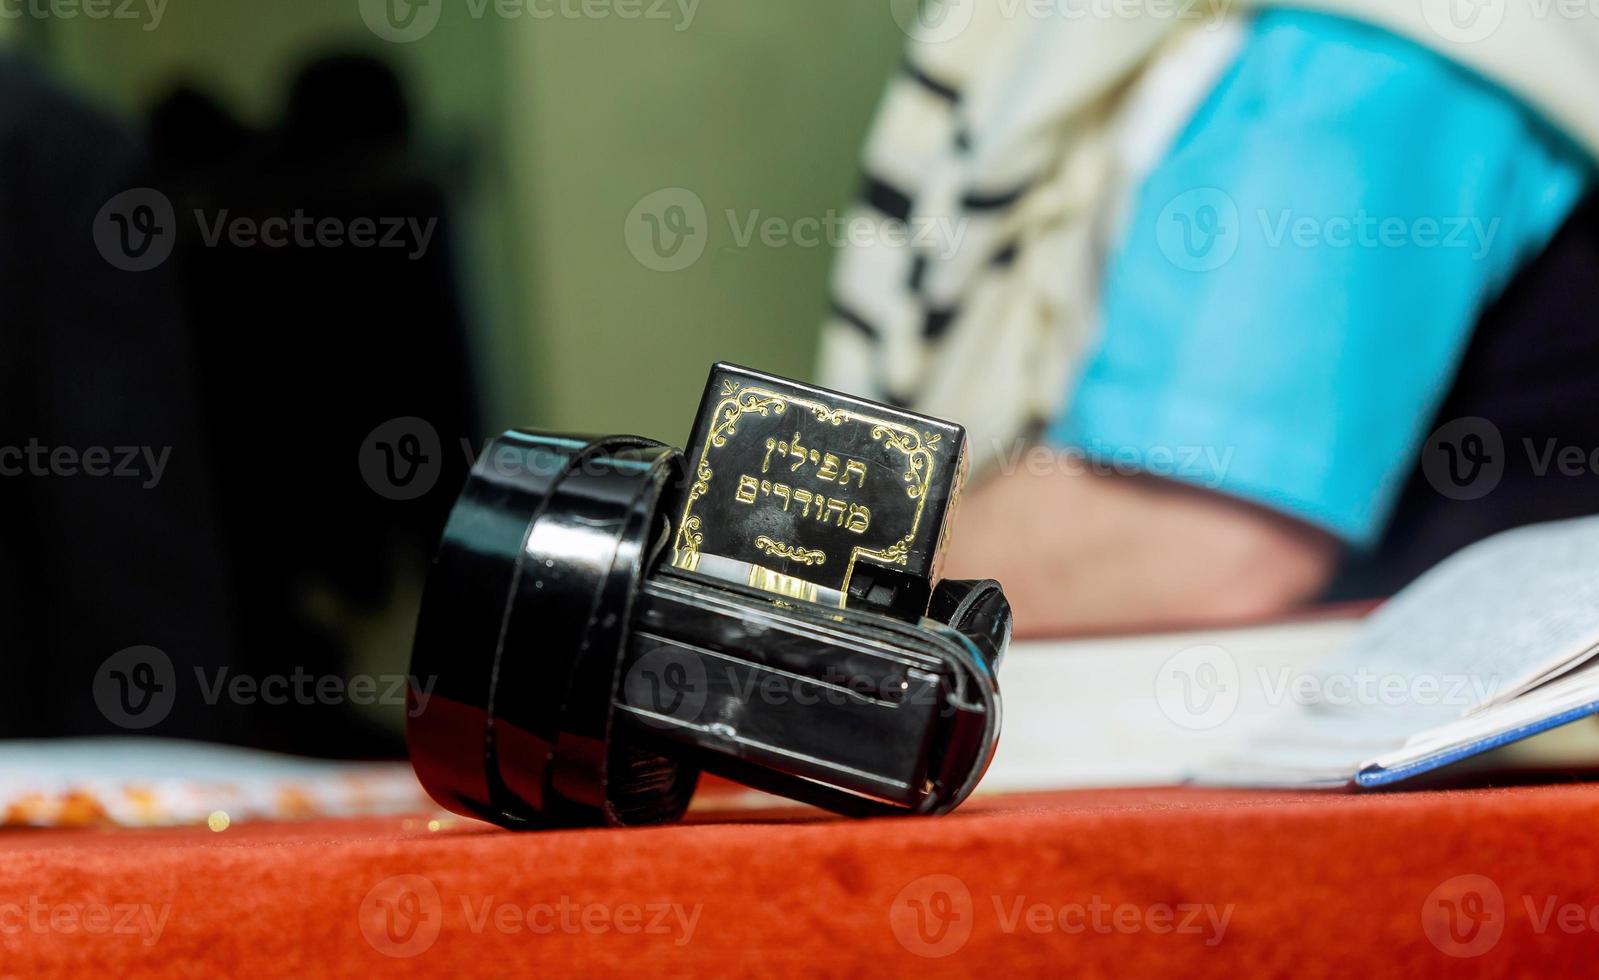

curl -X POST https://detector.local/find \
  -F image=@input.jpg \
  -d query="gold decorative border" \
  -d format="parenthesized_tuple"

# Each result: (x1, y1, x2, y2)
(672, 383, 940, 606)
(754, 536, 827, 566)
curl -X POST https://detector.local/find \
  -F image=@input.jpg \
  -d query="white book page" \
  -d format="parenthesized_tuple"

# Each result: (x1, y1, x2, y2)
(1195, 516, 1599, 785)
(978, 617, 1359, 791)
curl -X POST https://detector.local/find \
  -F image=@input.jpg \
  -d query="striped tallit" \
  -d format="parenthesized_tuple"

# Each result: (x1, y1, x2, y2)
(820, 0, 1599, 475)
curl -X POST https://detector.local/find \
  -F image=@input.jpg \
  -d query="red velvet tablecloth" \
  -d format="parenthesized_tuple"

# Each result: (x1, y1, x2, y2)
(5, 782, 1599, 976)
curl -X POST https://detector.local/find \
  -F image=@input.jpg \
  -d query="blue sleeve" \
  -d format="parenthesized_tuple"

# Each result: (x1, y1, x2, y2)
(1048, 9, 1591, 547)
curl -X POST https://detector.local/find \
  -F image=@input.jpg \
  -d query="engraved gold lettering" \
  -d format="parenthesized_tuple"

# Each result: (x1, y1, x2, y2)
(817, 452, 841, 482)
(787, 432, 807, 472)
(826, 498, 847, 527)
(846, 503, 871, 534)
(736, 474, 759, 504)
(843, 459, 868, 488)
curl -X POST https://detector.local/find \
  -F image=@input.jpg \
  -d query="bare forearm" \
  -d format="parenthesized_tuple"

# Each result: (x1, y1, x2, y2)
(942, 459, 1341, 637)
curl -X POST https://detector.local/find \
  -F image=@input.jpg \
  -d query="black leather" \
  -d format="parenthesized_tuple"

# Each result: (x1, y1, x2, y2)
(408, 431, 1008, 829)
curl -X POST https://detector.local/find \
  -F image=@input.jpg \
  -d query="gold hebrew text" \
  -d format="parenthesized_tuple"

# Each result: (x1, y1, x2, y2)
(762, 434, 869, 489)
(732, 474, 871, 534)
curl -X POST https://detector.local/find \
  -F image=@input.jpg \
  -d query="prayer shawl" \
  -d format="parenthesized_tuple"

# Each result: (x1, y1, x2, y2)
(819, 0, 1599, 473)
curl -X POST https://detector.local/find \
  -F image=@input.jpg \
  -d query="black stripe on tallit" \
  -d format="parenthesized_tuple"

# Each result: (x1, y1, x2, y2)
(961, 183, 1030, 211)
(830, 300, 881, 342)
(922, 307, 957, 341)
(902, 57, 960, 104)
(861, 175, 913, 222)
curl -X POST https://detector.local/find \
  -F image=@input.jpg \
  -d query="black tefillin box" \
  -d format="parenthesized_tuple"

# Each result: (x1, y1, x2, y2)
(407, 363, 1007, 829)
(671, 363, 966, 618)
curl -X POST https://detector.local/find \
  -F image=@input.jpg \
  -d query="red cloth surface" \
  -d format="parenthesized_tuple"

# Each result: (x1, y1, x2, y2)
(4, 782, 1599, 977)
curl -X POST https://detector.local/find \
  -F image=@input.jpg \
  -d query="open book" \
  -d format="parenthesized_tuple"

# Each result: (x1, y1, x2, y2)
(1197, 516, 1599, 788)
(981, 515, 1599, 792)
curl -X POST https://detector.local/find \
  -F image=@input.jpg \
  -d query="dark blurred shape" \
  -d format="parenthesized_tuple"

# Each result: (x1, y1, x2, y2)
(0, 52, 481, 757)
(148, 53, 481, 757)
(147, 86, 251, 170)
(283, 54, 412, 149)
(0, 54, 243, 742)
(1330, 194, 1599, 599)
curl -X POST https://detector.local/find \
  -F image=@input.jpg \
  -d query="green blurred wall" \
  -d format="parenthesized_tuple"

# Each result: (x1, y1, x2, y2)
(27, 1, 902, 442)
